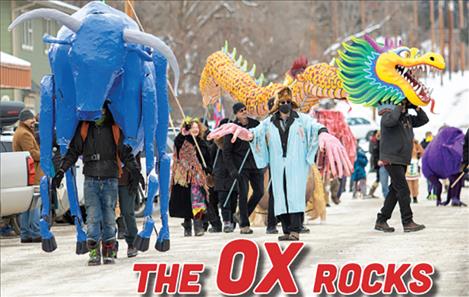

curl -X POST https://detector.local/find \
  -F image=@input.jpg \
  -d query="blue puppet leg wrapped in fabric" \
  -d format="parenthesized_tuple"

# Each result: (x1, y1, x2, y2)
(39, 177, 57, 252)
(153, 53, 171, 252)
(134, 171, 158, 252)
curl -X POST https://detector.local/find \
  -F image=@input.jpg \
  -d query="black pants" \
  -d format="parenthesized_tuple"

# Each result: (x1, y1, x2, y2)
(277, 212, 302, 234)
(378, 164, 413, 224)
(217, 190, 238, 223)
(118, 185, 138, 246)
(238, 169, 264, 227)
(206, 188, 222, 229)
(267, 183, 277, 229)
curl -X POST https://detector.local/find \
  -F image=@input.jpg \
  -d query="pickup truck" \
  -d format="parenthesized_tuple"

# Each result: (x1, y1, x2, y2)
(0, 101, 39, 234)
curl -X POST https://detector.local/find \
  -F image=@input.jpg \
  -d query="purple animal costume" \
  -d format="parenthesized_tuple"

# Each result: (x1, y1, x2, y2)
(422, 126, 465, 206)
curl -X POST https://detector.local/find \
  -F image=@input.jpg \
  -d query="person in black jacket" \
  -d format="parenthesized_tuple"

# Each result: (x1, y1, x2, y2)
(223, 103, 264, 234)
(212, 118, 238, 233)
(169, 118, 212, 237)
(51, 105, 141, 266)
(374, 100, 429, 233)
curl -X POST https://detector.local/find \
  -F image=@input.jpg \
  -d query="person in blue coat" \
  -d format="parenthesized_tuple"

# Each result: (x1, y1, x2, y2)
(208, 87, 353, 241)
(351, 147, 368, 198)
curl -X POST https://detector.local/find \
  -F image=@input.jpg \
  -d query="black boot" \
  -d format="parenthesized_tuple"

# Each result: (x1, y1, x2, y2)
(87, 240, 101, 266)
(193, 219, 205, 236)
(413, 197, 418, 203)
(102, 240, 117, 264)
(374, 214, 395, 232)
(403, 220, 425, 232)
(181, 219, 192, 237)
(116, 217, 127, 240)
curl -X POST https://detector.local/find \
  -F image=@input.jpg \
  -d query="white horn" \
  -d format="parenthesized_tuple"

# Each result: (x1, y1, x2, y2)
(123, 29, 180, 95)
(9, 8, 81, 32)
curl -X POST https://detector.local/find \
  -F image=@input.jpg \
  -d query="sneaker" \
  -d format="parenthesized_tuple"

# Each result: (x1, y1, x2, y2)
(240, 227, 253, 234)
(223, 223, 234, 233)
(266, 227, 278, 234)
(127, 244, 138, 258)
(208, 226, 222, 233)
(374, 221, 395, 232)
(403, 221, 425, 232)
(331, 196, 341, 204)
(299, 226, 310, 234)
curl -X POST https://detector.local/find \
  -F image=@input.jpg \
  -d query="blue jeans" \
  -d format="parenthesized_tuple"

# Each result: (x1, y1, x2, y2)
(84, 177, 118, 242)
(379, 166, 390, 198)
(19, 208, 40, 239)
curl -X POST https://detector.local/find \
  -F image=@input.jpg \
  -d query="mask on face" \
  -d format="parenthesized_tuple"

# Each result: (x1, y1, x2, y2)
(279, 102, 292, 114)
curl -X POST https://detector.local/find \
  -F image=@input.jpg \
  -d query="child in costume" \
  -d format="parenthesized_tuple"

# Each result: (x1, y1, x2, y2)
(406, 139, 424, 203)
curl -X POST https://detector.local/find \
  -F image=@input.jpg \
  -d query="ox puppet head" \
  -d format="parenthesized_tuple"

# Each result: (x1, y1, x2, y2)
(9, 2, 179, 121)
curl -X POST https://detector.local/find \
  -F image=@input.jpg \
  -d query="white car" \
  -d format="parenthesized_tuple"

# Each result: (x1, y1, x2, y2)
(346, 117, 379, 140)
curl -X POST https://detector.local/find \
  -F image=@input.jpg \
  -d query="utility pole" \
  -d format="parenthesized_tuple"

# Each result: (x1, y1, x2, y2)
(438, 1, 445, 84)
(430, 0, 436, 52)
(458, 0, 465, 75)
(448, 1, 454, 79)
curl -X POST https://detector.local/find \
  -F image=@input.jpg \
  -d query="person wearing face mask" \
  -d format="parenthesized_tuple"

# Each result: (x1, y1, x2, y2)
(208, 87, 353, 241)
(13, 109, 44, 243)
(169, 118, 212, 237)
(223, 103, 263, 234)
(51, 104, 141, 265)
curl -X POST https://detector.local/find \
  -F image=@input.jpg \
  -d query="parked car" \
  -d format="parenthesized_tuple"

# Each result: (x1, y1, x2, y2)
(346, 117, 378, 140)
(0, 101, 39, 235)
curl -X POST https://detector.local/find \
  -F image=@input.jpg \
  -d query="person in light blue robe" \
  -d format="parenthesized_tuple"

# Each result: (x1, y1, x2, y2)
(248, 88, 327, 240)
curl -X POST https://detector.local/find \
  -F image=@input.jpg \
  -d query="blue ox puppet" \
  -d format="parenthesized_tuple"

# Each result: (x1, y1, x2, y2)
(9, 1, 179, 254)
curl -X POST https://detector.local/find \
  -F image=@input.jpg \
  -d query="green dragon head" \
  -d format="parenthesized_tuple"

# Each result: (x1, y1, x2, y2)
(336, 35, 445, 107)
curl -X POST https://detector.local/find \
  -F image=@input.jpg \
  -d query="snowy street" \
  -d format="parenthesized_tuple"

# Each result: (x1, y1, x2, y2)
(1, 181, 468, 297)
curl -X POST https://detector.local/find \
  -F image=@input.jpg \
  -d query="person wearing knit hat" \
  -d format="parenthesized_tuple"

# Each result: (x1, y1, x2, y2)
(18, 109, 35, 123)
(223, 102, 263, 234)
(12, 108, 43, 243)
(232, 102, 246, 115)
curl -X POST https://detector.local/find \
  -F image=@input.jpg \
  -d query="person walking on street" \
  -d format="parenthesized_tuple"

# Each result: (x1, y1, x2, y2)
(118, 153, 144, 258)
(420, 131, 435, 199)
(13, 109, 43, 243)
(351, 147, 368, 199)
(51, 105, 141, 265)
(406, 139, 424, 203)
(223, 103, 264, 234)
(374, 100, 428, 233)
(169, 118, 212, 237)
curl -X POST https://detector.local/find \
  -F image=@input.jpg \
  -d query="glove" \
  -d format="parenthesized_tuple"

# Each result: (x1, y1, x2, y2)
(51, 169, 65, 189)
(129, 171, 144, 197)
(229, 170, 241, 181)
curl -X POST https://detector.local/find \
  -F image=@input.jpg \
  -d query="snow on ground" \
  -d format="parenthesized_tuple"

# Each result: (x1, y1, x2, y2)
(335, 71, 469, 141)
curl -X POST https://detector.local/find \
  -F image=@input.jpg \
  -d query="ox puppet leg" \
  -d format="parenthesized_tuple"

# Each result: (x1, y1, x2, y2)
(133, 171, 158, 252)
(38, 75, 57, 252)
(133, 64, 157, 252)
(59, 146, 88, 255)
(153, 53, 170, 252)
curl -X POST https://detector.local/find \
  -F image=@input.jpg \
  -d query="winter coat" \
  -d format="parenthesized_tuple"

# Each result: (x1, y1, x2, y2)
(369, 136, 380, 171)
(60, 120, 138, 178)
(223, 117, 260, 173)
(169, 134, 211, 218)
(211, 138, 237, 192)
(249, 111, 323, 216)
(351, 149, 368, 182)
(12, 122, 44, 185)
(379, 105, 428, 165)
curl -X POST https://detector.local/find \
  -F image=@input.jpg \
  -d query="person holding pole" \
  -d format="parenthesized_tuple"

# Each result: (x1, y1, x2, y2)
(223, 103, 264, 234)
(169, 117, 212, 237)
(209, 87, 352, 241)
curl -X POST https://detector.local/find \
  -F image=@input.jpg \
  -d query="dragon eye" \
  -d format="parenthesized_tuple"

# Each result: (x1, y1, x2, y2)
(399, 51, 410, 58)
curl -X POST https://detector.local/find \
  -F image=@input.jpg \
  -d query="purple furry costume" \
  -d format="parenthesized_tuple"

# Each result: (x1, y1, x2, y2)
(422, 126, 465, 206)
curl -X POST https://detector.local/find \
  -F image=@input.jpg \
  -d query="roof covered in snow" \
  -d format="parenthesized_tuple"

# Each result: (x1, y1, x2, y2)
(0, 52, 31, 67)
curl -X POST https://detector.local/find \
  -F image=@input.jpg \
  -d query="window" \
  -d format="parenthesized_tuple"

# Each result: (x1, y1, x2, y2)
(22, 20, 33, 51)
(0, 141, 13, 153)
(43, 19, 53, 54)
